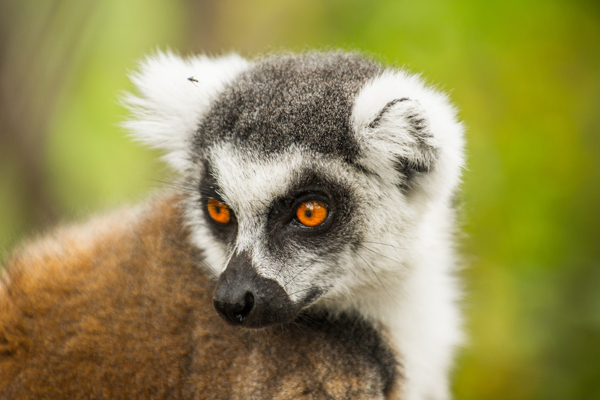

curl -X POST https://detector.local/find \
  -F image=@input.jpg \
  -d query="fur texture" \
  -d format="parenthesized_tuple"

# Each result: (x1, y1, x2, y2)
(1, 51, 465, 400)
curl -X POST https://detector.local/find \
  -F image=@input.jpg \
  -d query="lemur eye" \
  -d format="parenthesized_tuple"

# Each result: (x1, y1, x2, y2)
(207, 199, 231, 224)
(296, 201, 328, 227)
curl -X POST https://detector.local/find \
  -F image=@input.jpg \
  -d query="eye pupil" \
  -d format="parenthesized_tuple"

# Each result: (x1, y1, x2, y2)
(304, 210, 313, 218)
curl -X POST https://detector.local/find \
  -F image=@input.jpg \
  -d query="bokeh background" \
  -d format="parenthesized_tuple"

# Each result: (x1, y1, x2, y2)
(1, 0, 599, 398)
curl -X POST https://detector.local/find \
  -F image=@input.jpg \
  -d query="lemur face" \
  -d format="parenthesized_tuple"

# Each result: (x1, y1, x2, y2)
(199, 145, 366, 327)
(125, 52, 464, 329)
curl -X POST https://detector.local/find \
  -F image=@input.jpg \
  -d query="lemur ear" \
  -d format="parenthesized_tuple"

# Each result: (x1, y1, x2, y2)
(352, 70, 465, 201)
(122, 51, 251, 172)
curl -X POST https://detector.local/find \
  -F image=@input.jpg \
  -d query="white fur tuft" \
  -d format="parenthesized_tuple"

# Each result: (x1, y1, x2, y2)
(122, 51, 251, 171)
(352, 70, 465, 204)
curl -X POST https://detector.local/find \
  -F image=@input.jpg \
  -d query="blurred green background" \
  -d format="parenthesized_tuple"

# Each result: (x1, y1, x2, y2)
(0, 0, 599, 398)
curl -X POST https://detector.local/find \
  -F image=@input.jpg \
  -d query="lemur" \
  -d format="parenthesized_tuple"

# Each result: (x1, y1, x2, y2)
(0, 51, 464, 400)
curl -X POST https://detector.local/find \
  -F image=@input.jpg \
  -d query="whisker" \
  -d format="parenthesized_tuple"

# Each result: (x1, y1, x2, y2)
(362, 241, 407, 251)
(354, 251, 398, 306)
(360, 245, 404, 265)
(274, 262, 286, 281)
(283, 262, 315, 289)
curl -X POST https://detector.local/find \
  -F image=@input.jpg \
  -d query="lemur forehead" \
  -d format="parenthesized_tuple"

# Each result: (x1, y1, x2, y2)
(206, 144, 357, 217)
(194, 52, 382, 162)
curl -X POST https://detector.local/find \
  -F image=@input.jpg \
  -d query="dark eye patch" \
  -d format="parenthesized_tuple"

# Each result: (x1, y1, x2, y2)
(265, 170, 356, 255)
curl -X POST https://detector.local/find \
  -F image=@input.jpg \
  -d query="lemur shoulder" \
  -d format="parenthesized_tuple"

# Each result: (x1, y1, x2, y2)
(0, 52, 465, 400)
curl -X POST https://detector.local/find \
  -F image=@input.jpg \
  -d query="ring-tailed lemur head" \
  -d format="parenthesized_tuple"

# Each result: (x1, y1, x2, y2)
(124, 52, 464, 329)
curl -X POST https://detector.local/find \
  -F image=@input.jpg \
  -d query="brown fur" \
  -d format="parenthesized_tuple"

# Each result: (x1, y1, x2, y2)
(0, 193, 400, 399)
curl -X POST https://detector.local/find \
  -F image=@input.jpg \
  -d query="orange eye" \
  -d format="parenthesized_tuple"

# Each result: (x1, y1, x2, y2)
(207, 199, 231, 224)
(296, 201, 328, 227)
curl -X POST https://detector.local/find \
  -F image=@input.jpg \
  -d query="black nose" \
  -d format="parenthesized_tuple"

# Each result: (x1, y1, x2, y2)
(212, 251, 298, 328)
(213, 291, 255, 325)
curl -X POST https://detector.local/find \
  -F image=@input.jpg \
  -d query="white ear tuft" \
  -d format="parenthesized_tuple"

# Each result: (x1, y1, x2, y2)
(351, 70, 465, 202)
(122, 51, 251, 172)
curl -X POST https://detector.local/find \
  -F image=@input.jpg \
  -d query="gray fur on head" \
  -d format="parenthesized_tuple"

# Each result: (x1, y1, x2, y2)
(193, 52, 381, 162)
